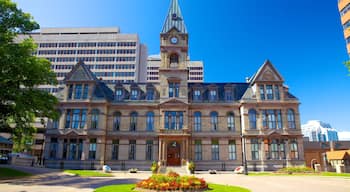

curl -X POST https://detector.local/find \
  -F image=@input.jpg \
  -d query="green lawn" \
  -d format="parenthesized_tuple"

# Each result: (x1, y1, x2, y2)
(248, 172, 350, 177)
(94, 184, 251, 192)
(64, 170, 113, 177)
(0, 167, 32, 179)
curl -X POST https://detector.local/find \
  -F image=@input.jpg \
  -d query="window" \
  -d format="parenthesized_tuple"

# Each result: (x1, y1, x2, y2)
(146, 89, 154, 100)
(280, 140, 286, 159)
(130, 112, 137, 131)
(210, 111, 218, 131)
(113, 112, 121, 131)
(194, 140, 202, 161)
(193, 90, 201, 101)
(259, 85, 265, 100)
(211, 140, 219, 160)
(209, 90, 217, 101)
(146, 140, 153, 160)
(274, 85, 280, 100)
(287, 109, 296, 129)
(131, 89, 138, 100)
(115, 89, 123, 101)
(49, 138, 58, 159)
(66, 109, 87, 129)
(129, 140, 136, 160)
(269, 139, 279, 160)
(74, 84, 82, 99)
(169, 54, 179, 67)
(194, 112, 201, 132)
(251, 139, 260, 160)
(266, 85, 273, 100)
(68, 85, 73, 99)
(290, 139, 299, 160)
(262, 110, 282, 129)
(52, 119, 59, 129)
(169, 82, 179, 97)
(248, 109, 257, 130)
(228, 140, 236, 160)
(164, 111, 183, 130)
(112, 140, 119, 160)
(227, 112, 235, 131)
(82, 84, 89, 99)
(89, 138, 97, 160)
(91, 109, 99, 129)
(225, 90, 233, 101)
(65, 139, 83, 160)
(146, 112, 154, 131)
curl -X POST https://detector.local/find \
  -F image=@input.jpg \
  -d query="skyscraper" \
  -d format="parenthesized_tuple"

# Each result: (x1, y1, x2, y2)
(17, 27, 148, 93)
(338, 0, 350, 55)
(302, 120, 339, 142)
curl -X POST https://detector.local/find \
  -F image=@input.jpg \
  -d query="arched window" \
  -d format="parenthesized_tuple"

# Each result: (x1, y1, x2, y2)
(169, 53, 179, 68)
(130, 112, 138, 131)
(248, 109, 257, 130)
(146, 112, 154, 131)
(91, 109, 99, 129)
(113, 112, 121, 131)
(287, 109, 296, 129)
(227, 112, 235, 131)
(194, 112, 201, 132)
(210, 111, 218, 131)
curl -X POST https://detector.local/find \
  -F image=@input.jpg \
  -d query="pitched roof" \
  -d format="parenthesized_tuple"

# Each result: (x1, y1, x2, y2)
(64, 60, 98, 82)
(249, 60, 284, 84)
(326, 150, 350, 160)
(161, 0, 187, 34)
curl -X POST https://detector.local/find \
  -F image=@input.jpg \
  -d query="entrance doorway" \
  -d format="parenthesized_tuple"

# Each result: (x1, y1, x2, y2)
(167, 141, 181, 166)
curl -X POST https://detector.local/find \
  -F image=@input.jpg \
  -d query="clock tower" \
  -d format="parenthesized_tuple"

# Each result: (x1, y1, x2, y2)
(159, 0, 189, 103)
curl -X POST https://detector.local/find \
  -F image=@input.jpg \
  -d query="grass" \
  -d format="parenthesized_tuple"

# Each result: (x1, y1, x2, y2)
(0, 167, 32, 179)
(248, 171, 350, 177)
(64, 170, 113, 177)
(94, 184, 251, 192)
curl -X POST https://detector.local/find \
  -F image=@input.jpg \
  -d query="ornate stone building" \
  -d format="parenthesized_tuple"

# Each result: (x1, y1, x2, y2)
(44, 0, 304, 171)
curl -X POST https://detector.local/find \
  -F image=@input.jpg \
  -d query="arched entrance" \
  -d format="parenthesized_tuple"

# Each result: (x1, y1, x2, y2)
(167, 141, 181, 166)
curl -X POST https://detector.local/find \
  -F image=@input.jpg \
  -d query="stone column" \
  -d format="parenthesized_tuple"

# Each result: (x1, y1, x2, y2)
(285, 139, 291, 167)
(260, 139, 265, 172)
(57, 139, 64, 159)
(81, 139, 89, 160)
(158, 139, 162, 162)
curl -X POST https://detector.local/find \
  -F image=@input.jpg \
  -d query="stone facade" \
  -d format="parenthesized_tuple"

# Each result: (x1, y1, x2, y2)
(43, 0, 304, 171)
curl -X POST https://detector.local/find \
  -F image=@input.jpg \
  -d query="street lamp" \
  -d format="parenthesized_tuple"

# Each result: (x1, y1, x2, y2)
(240, 133, 248, 175)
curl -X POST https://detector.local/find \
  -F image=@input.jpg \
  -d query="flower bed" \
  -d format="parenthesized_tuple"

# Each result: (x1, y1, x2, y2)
(136, 171, 208, 191)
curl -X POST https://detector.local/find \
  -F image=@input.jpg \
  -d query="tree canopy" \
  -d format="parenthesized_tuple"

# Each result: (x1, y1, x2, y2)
(0, 0, 58, 152)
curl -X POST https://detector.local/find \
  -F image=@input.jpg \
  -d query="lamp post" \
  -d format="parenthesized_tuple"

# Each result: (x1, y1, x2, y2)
(40, 118, 46, 166)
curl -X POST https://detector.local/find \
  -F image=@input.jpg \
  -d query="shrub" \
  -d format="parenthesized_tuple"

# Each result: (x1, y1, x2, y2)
(136, 172, 208, 191)
(150, 161, 159, 174)
(277, 166, 314, 174)
(188, 161, 195, 174)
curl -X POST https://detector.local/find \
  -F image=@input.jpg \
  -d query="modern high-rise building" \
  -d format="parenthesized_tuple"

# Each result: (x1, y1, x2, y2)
(17, 27, 148, 93)
(338, 0, 350, 55)
(43, 0, 304, 171)
(302, 120, 339, 142)
(147, 55, 204, 83)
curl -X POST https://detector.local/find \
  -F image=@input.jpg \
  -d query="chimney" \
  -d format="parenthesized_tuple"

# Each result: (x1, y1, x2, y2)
(330, 141, 334, 151)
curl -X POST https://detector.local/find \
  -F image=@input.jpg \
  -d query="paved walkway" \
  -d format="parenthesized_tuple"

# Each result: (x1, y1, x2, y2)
(0, 165, 350, 192)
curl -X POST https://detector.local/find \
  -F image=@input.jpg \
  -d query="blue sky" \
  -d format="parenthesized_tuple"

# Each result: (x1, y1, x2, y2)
(13, 0, 350, 132)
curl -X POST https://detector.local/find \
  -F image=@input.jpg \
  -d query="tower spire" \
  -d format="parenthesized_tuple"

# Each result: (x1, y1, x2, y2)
(161, 0, 187, 34)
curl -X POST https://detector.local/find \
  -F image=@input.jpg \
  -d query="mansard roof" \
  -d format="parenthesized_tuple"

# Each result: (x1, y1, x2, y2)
(188, 82, 249, 102)
(64, 60, 97, 82)
(161, 0, 187, 34)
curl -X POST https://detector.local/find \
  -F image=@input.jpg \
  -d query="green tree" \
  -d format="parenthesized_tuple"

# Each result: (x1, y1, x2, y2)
(0, 0, 58, 152)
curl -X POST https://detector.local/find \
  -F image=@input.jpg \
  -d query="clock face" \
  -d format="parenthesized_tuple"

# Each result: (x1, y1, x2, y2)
(170, 37, 178, 44)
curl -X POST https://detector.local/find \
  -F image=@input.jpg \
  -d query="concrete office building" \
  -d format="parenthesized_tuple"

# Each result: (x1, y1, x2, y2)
(147, 55, 204, 83)
(17, 27, 148, 93)
(339, 0, 350, 55)
(302, 120, 339, 142)
(43, 0, 304, 171)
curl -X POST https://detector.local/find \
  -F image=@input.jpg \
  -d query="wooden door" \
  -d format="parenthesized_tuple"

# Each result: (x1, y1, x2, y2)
(167, 141, 181, 166)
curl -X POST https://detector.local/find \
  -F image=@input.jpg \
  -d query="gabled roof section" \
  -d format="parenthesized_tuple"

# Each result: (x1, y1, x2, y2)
(249, 60, 284, 84)
(161, 0, 187, 34)
(64, 60, 98, 82)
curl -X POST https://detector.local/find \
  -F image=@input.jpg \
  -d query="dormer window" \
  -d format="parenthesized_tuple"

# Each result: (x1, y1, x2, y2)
(193, 90, 201, 101)
(74, 84, 82, 99)
(259, 84, 280, 100)
(131, 89, 138, 100)
(172, 13, 177, 20)
(225, 90, 233, 101)
(115, 89, 123, 101)
(266, 85, 273, 100)
(146, 88, 154, 100)
(67, 84, 89, 100)
(209, 90, 217, 101)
